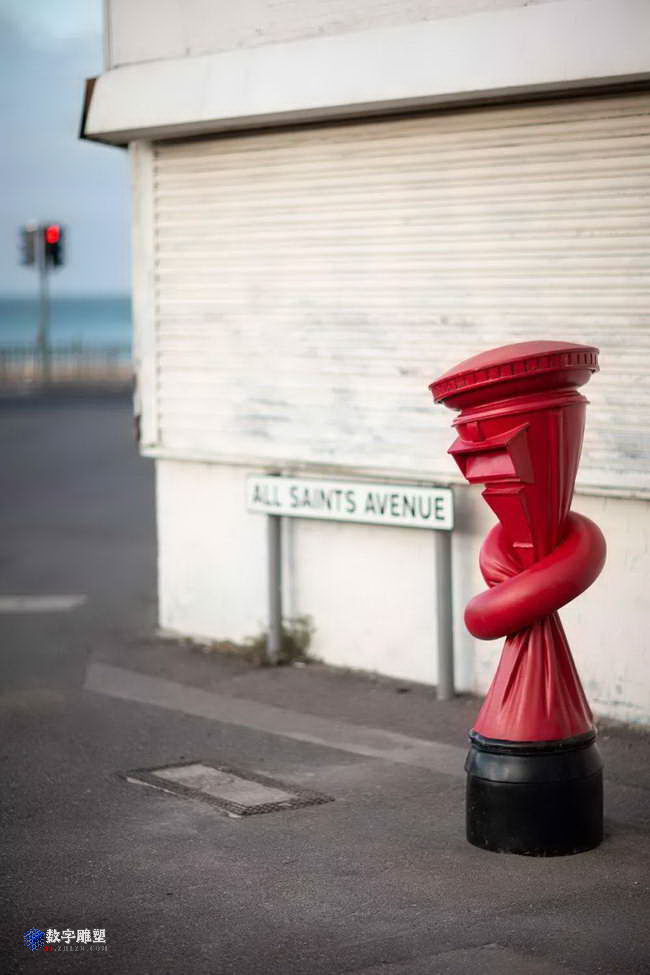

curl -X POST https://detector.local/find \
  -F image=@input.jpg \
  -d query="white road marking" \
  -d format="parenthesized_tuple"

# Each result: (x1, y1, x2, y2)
(84, 662, 466, 778)
(0, 595, 87, 613)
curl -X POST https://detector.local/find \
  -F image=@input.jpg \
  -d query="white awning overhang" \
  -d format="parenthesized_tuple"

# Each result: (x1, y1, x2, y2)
(81, 0, 650, 146)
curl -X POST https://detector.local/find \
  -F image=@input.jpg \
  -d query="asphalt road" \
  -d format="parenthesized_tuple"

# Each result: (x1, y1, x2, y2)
(1, 392, 649, 974)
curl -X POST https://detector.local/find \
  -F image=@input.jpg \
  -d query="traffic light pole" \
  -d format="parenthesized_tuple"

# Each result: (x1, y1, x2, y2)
(36, 227, 50, 384)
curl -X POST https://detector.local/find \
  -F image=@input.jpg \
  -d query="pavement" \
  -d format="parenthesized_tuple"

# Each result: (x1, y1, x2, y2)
(0, 391, 649, 975)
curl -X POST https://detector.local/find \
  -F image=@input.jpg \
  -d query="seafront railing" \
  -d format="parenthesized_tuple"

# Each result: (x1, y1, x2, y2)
(0, 343, 132, 388)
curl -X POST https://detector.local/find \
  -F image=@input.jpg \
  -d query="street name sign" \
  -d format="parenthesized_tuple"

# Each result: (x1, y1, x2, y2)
(247, 476, 453, 530)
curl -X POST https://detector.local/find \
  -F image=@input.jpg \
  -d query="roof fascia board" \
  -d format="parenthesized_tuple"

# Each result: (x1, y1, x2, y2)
(84, 0, 650, 144)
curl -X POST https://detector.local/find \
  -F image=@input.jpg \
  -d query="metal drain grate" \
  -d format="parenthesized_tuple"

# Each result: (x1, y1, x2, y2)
(122, 761, 332, 817)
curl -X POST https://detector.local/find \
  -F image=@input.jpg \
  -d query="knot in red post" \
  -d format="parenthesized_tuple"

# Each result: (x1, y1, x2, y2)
(467, 511, 605, 642)
(431, 341, 606, 742)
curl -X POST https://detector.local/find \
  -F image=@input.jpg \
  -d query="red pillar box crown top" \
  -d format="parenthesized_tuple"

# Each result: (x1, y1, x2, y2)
(431, 341, 606, 743)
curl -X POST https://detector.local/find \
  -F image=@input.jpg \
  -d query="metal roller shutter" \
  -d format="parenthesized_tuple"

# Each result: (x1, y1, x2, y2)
(148, 92, 650, 495)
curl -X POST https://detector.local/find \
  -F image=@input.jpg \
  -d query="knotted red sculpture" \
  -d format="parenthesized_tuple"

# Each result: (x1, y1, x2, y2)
(431, 340, 606, 855)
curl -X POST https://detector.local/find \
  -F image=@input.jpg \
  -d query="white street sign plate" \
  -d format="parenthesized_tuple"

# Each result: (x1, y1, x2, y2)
(247, 476, 453, 531)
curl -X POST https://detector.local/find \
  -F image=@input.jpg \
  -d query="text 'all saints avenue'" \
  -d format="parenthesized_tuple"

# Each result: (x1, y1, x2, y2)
(247, 476, 453, 531)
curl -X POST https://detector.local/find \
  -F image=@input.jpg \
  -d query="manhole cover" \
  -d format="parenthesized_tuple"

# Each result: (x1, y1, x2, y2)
(122, 761, 331, 817)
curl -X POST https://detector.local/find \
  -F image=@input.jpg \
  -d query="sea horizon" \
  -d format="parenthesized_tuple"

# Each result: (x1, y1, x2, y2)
(0, 294, 132, 350)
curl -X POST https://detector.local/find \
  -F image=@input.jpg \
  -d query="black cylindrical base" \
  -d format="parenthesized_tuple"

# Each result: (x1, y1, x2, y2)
(466, 731, 603, 856)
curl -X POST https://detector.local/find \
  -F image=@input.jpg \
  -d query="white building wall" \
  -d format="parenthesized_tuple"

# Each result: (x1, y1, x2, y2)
(146, 90, 650, 726)
(157, 458, 650, 725)
(560, 494, 650, 725)
(107, 0, 555, 68)
(107, 1, 650, 726)
(157, 462, 267, 642)
(288, 506, 440, 685)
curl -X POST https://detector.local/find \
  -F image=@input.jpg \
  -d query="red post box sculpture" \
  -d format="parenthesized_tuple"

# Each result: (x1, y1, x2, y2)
(430, 341, 606, 855)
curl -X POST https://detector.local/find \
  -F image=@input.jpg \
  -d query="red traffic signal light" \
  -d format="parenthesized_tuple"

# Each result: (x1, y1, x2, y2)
(45, 224, 61, 245)
(43, 224, 64, 266)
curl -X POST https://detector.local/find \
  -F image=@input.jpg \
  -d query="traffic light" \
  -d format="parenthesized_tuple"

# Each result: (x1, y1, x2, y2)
(20, 226, 37, 266)
(18, 222, 65, 269)
(43, 224, 64, 267)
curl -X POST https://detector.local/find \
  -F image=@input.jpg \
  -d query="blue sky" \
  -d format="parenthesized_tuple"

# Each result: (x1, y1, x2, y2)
(0, 0, 130, 295)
